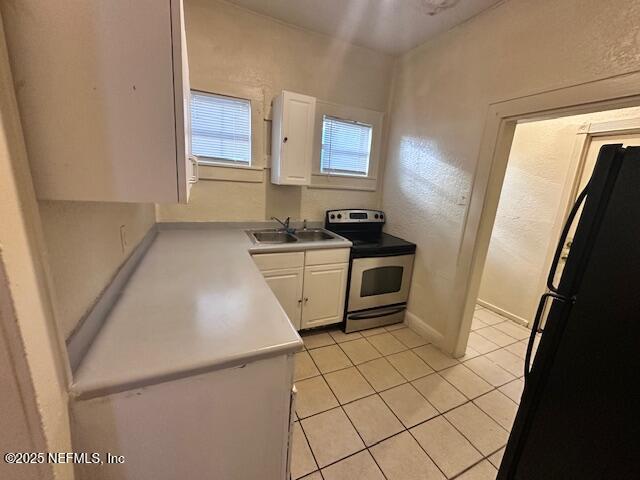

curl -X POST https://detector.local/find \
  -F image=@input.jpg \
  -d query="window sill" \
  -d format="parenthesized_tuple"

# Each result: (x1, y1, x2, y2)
(309, 173, 377, 192)
(313, 172, 376, 180)
(197, 162, 264, 183)
(197, 159, 261, 170)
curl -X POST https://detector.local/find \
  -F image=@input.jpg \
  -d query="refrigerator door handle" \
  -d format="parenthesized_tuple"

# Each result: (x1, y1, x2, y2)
(524, 292, 568, 381)
(547, 184, 589, 293)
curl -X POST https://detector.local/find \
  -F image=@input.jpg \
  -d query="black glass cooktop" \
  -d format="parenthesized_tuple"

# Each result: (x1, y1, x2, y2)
(339, 232, 416, 257)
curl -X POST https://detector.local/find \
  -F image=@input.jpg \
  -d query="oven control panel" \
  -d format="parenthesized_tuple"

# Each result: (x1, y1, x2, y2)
(326, 209, 385, 223)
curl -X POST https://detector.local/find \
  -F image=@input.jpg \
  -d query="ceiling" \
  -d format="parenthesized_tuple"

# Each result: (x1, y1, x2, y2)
(224, 0, 503, 55)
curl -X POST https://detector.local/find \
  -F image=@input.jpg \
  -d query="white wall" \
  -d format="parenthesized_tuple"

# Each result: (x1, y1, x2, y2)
(0, 3, 157, 340)
(0, 16, 72, 478)
(381, 0, 640, 351)
(0, 262, 53, 480)
(478, 107, 640, 324)
(156, 0, 395, 223)
(38, 202, 155, 338)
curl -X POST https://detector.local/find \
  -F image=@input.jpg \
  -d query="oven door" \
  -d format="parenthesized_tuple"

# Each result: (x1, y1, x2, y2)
(348, 254, 414, 312)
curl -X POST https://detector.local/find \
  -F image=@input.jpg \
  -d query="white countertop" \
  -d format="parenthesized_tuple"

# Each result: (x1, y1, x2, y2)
(72, 227, 349, 399)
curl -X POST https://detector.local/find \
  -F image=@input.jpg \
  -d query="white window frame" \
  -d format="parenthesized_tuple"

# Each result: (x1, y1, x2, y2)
(190, 90, 253, 167)
(312, 101, 384, 191)
(320, 115, 373, 177)
(186, 82, 265, 183)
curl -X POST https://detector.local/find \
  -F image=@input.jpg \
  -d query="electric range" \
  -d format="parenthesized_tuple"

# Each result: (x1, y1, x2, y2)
(325, 209, 416, 332)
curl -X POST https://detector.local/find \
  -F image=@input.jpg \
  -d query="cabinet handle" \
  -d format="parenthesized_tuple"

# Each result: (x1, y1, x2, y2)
(283, 137, 288, 143)
(304, 297, 309, 303)
(298, 299, 302, 304)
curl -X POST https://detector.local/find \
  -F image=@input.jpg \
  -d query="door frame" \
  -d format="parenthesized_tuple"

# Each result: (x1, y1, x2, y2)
(532, 117, 640, 324)
(452, 70, 640, 357)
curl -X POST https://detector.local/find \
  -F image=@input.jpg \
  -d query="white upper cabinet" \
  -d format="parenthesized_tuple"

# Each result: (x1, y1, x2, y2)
(271, 91, 316, 185)
(173, 0, 198, 203)
(4, 0, 195, 203)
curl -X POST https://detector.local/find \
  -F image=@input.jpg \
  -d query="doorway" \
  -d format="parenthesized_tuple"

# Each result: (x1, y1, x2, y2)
(474, 109, 640, 334)
(454, 72, 640, 357)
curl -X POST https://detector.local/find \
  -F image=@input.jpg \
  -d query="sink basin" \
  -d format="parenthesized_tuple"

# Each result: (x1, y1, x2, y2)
(294, 229, 335, 241)
(247, 227, 342, 245)
(250, 230, 298, 244)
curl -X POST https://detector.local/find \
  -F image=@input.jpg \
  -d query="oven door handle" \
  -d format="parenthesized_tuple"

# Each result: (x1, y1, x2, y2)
(349, 305, 406, 320)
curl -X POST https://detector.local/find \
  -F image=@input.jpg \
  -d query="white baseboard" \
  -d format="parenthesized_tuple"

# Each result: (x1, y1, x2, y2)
(405, 310, 444, 347)
(476, 298, 529, 327)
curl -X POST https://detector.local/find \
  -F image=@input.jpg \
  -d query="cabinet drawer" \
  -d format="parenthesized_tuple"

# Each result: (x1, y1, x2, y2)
(305, 248, 350, 266)
(253, 252, 304, 271)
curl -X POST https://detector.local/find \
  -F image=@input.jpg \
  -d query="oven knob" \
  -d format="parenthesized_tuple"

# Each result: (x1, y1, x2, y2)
(374, 214, 379, 219)
(337, 214, 342, 219)
(380, 214, 384, 220)
(330, 214, 335, 219)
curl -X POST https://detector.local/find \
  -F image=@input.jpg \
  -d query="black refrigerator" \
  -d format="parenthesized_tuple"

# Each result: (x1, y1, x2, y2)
(497, 144, 640, 479)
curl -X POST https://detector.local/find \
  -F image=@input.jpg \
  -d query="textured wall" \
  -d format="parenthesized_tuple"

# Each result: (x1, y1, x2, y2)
(0, 263, 53, 480)
(0, 16, 72, 477)
(478, 107, 640, 323)
(382, 0, 640, 348)
(156, 0, 394, 223)
(38, 202, 155, 338)
(1, 0, 157, 341)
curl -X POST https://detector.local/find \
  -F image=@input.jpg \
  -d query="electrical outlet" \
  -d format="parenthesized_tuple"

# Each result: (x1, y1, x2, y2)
(119, 224, 128, 253)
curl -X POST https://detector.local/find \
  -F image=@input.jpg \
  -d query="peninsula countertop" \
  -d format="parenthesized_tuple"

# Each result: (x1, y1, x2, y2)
(71, 226, 350, 399)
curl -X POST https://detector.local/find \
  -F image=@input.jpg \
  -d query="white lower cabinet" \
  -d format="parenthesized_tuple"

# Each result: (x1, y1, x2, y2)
(301, 263, 348, 329)
(262, 267, 304, 330)
(253, 248, 349, 330)
(71, 354, 295, 480)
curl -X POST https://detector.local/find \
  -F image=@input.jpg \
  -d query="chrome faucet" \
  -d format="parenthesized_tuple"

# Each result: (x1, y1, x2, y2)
(271, 216, 295, 234)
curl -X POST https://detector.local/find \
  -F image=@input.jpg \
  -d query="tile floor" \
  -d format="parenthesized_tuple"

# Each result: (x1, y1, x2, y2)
(291, 305, 539, 480)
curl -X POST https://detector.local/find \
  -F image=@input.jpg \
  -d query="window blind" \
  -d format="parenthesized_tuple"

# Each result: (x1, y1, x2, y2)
(190, 91, 251, 164)
(321, 115, 372, 176)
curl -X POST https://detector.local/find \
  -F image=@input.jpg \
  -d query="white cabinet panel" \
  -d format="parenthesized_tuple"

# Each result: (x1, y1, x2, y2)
(271, 91, 316, 185)
(305, 248, 350, 266)
(263, 268, 304, 330)
(253, 251, 305, 271)
(71, 355, 293, 480)
(4, 0, 194, 203)
(172, 0, 196, 202)
(301, 263, 348, 329)
(253, 251, 348, 331)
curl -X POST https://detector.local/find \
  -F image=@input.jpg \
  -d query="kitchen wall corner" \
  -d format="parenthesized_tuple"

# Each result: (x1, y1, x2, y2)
(38, 201, 155, 339)
(156, 0, 395, 223)
(380, 0, 640, 353)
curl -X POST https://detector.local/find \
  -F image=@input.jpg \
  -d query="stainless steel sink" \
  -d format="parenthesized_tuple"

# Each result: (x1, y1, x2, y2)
(294, 229, 334, 241)
(249, 230, 298, 244)
(246, 227, 342, 245)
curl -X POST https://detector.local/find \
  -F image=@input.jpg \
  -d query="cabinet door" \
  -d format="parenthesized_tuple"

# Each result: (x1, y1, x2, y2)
(263, 268, 304, 330)
(172, 0, 197, 202)
(301, 263, 348, 329)
(5, 0, 192, 203)
(271, 91, 315, 185)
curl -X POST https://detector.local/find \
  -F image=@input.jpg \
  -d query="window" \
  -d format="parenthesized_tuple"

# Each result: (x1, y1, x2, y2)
(320, 115, 373, 176)
(190, 91, 251, 165)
